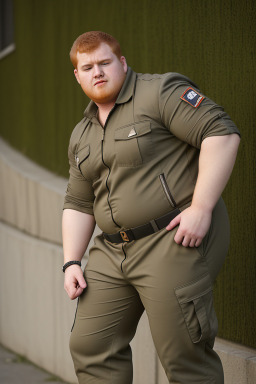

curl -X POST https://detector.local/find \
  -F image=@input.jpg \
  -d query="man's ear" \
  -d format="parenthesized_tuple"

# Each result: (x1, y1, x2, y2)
(74, 69, 81, 84)
(120, 56, 128, 73)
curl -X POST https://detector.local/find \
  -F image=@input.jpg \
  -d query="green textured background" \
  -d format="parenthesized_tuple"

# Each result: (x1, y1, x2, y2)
(0, 0, 255, 348)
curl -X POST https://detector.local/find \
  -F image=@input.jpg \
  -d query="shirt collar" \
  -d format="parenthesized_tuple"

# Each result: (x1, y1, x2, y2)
(115, 66, 136, 104)
(83, 66, 136, 118)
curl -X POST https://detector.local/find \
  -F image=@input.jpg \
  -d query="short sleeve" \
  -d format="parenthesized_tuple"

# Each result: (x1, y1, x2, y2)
(63, 144, 95, 215)
(159, 74, 240, 148)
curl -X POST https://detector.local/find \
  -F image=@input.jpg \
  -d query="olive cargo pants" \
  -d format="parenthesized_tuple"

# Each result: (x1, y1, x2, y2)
(70, 199, 229, 384)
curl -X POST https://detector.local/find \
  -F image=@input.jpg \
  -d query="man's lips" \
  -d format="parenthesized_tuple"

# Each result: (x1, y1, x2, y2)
(94, 80, 107, 86)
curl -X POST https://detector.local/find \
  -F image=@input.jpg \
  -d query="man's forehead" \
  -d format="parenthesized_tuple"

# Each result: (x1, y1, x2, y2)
(77, 43, 114, 65)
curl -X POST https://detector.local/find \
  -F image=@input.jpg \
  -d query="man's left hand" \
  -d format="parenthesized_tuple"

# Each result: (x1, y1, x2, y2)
(166, 206, 212, 247)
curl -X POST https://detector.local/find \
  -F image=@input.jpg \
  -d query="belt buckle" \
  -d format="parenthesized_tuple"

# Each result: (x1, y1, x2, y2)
(120, 231, 130, 242)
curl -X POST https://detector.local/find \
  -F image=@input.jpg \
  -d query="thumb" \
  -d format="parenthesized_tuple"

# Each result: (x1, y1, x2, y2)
(166, 214, 181, 231)
(77, 273, 87, 289)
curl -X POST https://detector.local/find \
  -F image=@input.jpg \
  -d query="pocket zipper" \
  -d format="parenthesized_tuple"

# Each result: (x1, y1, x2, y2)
(159, 173, 177, 208)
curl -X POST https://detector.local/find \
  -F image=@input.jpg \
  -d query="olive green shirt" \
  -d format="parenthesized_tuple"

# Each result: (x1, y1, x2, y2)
(64, 67, 240, 234)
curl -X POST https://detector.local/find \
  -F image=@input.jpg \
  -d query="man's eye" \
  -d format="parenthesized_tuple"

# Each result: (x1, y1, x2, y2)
(84, 67, 91, 71)
(102, 62, 109, 66)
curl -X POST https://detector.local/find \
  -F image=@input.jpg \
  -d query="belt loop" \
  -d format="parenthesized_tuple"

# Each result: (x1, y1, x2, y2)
(150, 219, 159, 233)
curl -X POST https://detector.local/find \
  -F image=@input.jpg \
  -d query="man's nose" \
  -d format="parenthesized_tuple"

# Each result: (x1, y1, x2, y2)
(94, 65, 103, 77)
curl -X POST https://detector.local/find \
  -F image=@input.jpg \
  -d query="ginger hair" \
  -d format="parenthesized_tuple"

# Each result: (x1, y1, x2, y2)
(70, 31, 122, 68)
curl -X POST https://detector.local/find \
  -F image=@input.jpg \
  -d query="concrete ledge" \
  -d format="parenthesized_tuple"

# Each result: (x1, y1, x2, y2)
(0, 137, 100, 249)
(0, 138, 67, 245)
(214, 339, 256, 384)
(0, 137, 256, 383)
(0, 220, 77, 383)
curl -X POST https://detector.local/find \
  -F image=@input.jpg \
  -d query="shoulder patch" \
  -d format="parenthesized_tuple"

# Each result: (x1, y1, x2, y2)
(180, 87, 204, 108)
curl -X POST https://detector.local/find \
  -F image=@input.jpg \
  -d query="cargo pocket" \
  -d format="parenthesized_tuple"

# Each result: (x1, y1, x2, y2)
(114, 121, 152, 166)
(75, 144, 90, 179)
(174, 274, 218, 343)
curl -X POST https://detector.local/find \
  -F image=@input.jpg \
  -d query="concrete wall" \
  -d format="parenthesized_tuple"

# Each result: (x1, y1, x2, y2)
(0, 137, 255, 384)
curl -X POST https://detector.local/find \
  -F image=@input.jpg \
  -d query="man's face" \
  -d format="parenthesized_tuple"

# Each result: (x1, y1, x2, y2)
(74, 43, 128, 105)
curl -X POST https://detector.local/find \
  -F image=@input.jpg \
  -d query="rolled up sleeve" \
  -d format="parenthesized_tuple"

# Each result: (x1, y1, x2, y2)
(63, 146, 95, 215)
(159, 74, 240, 148)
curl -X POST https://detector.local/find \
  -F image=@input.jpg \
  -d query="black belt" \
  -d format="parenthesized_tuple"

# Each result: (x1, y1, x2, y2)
(103, 208, 181, 244)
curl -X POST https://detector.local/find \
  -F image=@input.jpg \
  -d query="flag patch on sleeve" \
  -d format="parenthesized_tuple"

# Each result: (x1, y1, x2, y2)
(180, 87, 204, 108)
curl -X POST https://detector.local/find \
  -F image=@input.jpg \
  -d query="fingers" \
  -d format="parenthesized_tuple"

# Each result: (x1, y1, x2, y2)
(173, 227, 184, 245)
(174, 232, 202, 247)
(73, 284, 84, 299)
(189, 238, 197, 248)
(73, 276, 87, 299)
(167, 206, 211, 248)
(67, 287, 78, 300)
(173, 226, 202, 248)
(71, 279, 86, 299)
(166, 214, 181, 231)
(66, 282, 85, 300)
(195, 238, 202, 247)
(64, 265, 87, 300)
(77, 275, 87, 289)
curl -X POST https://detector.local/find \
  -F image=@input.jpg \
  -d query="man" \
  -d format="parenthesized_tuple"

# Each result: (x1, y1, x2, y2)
(62, 31, 240, 384)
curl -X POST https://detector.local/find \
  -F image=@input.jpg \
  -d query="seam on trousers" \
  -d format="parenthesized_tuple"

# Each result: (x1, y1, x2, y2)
(194, 227, 212, 259)
(109, 316, 125, 384)
(71, 297, 79, 332)
(203, 342, 222, 384)
(120, 244, 127, 273)
(195, 208, 215, 259)
(194, 215, 215, 286)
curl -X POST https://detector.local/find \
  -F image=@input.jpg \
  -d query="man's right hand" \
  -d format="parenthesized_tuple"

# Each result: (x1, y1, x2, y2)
(62, 209, 95, 299)
(64, 265, 87, 300)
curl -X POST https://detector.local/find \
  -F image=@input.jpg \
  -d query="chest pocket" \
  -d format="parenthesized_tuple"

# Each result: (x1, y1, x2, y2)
(76, 144, 90, 179)
(114, 121, 153, 167)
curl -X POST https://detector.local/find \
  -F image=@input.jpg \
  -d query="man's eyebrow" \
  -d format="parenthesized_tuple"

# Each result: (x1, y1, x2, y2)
(81, 58, 112, 68)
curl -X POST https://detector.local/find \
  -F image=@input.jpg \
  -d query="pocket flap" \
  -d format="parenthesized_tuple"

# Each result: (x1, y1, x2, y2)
(174, 274, 217, 344)
(175, 274, 213, 304)
(77, 143, 90, 157)
(115, 121, 151, 140)
(76, 144, 90, 167)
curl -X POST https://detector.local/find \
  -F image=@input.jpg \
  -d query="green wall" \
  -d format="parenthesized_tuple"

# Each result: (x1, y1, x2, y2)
(0, 0, 255, 348)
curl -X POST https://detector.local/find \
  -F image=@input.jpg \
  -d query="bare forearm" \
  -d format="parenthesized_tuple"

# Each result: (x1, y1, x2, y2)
(62, 209, 96, 263)
(166, 133, 240, 247)
(192, 134, 240, 212)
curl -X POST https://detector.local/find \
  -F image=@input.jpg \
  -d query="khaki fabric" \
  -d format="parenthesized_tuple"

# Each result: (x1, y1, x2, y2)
(63, 67, 240, 234)
(70, 199, 228, 384)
